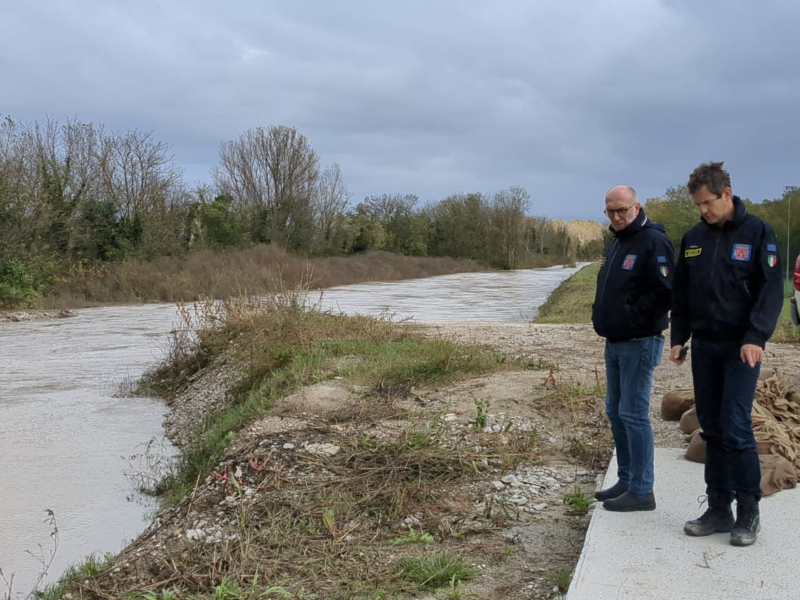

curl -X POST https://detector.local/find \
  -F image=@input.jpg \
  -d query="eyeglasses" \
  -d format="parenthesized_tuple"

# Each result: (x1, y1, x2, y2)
(604, 204, 635, 217)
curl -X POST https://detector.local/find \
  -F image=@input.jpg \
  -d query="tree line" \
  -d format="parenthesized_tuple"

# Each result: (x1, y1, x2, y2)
(0, 116, 604, 304)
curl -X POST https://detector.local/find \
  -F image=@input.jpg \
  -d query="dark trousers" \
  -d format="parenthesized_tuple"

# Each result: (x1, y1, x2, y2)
(691, 339, 762, 501)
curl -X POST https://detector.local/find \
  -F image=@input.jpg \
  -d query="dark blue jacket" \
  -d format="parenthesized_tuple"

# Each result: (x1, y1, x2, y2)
(592, 209, 676, 342)
(671, 196, 783, 349)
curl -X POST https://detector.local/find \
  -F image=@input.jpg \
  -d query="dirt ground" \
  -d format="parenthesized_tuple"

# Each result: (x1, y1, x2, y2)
(77, 322, 800, 600)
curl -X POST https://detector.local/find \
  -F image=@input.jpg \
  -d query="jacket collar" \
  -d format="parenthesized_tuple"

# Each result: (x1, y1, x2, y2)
(609, 207, 648, 239)
(701, 195, 747, 230)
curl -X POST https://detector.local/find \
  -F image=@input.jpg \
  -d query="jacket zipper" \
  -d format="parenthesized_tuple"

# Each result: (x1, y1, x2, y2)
(709, 230, 721, 333)
(599, 239, 619, 306)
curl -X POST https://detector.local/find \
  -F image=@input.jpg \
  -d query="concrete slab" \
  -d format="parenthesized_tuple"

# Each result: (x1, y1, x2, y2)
(567, 448, 800, 600)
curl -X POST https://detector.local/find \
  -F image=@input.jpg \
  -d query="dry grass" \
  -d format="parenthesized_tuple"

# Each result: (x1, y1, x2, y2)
(69, 401, 541, 599)
(139, 284, 514, 507)
(51, 246, 491, 307)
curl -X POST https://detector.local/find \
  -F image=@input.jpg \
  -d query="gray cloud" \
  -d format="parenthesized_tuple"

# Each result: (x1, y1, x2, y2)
(2, 0, 799, 218)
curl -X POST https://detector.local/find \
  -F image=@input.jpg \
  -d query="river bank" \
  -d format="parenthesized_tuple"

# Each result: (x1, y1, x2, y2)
(0, 309, 78, 323)
(47, 308, 800, 600)
(17, 261, 800, 600)
(41, 295, 608, 600)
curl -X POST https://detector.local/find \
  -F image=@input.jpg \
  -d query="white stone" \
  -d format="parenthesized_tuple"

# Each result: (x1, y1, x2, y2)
(283, 442, 296, 449)
(304, 442, 340, 457)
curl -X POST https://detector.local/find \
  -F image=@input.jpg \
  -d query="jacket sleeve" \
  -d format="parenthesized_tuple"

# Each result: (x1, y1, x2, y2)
(742, 224, 784, 348)
(670, 236, 691, 347)
(630, 233, 674, 327)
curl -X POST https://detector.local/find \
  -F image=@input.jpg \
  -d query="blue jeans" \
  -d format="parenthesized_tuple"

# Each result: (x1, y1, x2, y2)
(604, 335, 664, 496)
(690, 339, 762, 501)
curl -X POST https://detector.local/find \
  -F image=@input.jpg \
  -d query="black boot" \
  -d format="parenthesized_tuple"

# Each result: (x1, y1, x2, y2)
(684, 492, 735, 536)
(594, 480, 627, 501)
(730, 494, 760, 547)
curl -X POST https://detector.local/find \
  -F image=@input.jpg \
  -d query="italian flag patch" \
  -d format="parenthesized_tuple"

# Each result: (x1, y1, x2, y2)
(659, 266, 669, 277)
(767, 255, 777, 267)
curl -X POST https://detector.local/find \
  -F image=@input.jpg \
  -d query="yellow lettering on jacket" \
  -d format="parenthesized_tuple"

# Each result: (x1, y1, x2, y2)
(685, 248, 702, 258)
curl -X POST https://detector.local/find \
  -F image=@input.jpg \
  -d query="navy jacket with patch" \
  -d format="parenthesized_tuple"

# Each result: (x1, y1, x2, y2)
(671, 196, 784, 349)
(592, 209, 676, 342)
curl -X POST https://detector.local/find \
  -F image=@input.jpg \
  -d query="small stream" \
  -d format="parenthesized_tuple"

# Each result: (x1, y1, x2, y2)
(0, 263, 586, 596)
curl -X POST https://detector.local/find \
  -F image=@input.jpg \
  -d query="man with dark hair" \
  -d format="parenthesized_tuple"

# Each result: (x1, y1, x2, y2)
(671, 161, 783, 546)
(592, 185, 675, 512)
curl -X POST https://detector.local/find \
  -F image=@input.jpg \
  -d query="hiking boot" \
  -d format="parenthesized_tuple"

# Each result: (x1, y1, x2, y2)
(730, 495, 760, 547)
(594, 480, 627, 501)
(603, 491, 656, 512)
(684, 492, 735, 536)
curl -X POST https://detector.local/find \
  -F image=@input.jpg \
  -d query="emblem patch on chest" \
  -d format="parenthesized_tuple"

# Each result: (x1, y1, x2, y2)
(622, 255, 637, 270)
(732, 244, 752, 261)
(685, 247, 702, 258)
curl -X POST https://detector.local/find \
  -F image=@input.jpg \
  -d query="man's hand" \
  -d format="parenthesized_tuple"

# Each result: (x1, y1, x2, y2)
(740, 344, 763, 368)
(670, 345, 686, 366)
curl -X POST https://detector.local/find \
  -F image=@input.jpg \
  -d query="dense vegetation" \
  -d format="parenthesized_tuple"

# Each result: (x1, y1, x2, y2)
(0, 116, 605, 307)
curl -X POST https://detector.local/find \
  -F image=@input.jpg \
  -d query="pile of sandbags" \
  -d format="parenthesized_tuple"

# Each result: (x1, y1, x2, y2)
(661, 370, 800, 496)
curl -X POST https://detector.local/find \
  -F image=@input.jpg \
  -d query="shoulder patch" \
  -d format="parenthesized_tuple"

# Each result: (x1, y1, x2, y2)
(732, 244, 752, 261)
(685, 247, 702, 258)
(767, 255, 778, 268)
(767, 243, 777, 252)
(656, 256, 667, 263)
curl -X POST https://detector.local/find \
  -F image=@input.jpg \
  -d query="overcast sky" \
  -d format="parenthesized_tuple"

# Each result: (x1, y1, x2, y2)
(2, 0, 799, 219)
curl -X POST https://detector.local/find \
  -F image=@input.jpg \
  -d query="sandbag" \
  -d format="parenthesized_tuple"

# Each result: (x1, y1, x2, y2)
(679, 407, 700, 434)
(760, 454, 797, 496)
(685, 428, 705, 463)
(661, 388, 695, 421)
(674, 370, 800, 497)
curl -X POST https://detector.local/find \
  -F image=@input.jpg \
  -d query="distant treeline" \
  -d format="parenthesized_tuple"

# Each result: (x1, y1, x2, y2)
(0, 116, 605, 305)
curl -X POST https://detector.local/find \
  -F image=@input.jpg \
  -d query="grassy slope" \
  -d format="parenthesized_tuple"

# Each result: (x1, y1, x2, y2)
(534, 263, 599, 324)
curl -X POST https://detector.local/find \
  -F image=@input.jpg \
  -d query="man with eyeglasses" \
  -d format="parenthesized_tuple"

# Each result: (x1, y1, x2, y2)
(670, 161, 783, 546)
(592, 185, 675, 511)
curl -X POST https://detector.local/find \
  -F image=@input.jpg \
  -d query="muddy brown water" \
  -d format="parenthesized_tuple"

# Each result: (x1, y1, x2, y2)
(0, 264, 587, 597)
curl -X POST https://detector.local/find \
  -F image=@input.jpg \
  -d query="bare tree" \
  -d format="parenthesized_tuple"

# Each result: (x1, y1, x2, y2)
(491, 186, 531, 268)
(212, 125, 320, 249)
(0, 116, 32, 255)
(313, 162, 351, 247)
(30, 118, 103, 251)
(529, 215, 554, 254)
(98, 129, 183, 221)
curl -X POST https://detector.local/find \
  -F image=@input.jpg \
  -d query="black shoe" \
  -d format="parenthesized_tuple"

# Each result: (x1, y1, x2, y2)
(730, 495, 760, 547)
(594, 480, 627, 501)
(603, 491, 656, 512)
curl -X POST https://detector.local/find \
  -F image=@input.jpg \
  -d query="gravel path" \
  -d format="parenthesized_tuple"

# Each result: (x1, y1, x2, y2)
(423, 322, 800, 449)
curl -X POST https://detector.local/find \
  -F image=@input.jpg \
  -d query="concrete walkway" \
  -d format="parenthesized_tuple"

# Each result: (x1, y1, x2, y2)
(567, 448, 800, 600)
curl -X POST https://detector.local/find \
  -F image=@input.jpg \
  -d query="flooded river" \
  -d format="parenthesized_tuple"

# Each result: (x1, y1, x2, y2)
(0, 263, 586, 596)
